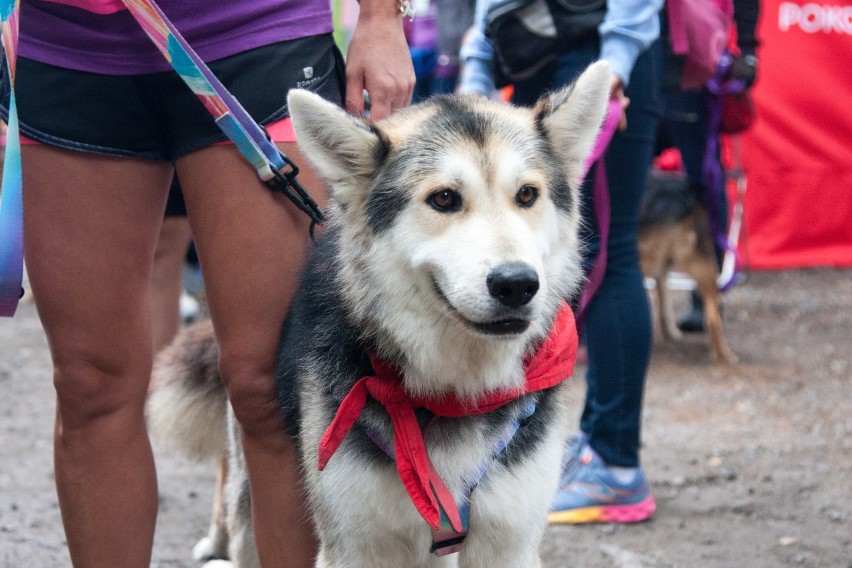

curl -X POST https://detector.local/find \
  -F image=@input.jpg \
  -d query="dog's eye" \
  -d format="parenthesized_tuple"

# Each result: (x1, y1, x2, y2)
(515, 185, 538, 208)
(427, 189, 462, 213)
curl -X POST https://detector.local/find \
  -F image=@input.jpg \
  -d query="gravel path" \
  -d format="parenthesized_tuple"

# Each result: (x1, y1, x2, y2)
(1, 269, 850, 567)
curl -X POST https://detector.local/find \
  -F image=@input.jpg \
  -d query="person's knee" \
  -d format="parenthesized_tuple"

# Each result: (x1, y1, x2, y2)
(218, 351, 282, 439)
(52, 353, 149, 431)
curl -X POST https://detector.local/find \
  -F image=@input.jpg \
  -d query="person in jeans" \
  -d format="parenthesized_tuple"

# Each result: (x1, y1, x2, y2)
(666, 0, 761, 332)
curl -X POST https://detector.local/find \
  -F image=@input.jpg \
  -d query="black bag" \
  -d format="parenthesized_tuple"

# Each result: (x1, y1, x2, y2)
(485, 0, 607, 86)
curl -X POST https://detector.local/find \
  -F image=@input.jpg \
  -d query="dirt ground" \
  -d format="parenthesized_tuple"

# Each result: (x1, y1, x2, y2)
(1, 268, 850, 568)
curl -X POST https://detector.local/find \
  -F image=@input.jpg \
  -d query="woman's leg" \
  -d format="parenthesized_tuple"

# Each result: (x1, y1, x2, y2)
(176, 142, 326, 567)
(23, 145, 172, 567)
(579, 42, 662, 468)
(667, 89, 728, 330)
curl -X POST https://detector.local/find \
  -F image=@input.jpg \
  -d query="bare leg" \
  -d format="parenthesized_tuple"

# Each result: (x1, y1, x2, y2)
(177, 142, 326, 567)
(23, 145, 172, 568)
(151, 215, 193, 353)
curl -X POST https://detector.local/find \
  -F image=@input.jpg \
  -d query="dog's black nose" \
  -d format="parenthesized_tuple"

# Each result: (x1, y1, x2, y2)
(487, 263, 539, 308)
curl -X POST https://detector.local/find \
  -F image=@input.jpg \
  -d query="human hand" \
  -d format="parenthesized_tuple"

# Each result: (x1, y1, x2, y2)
(345, 0, 416, 121)
(610, 74, 629, 131)
(728, 54, 758, 89)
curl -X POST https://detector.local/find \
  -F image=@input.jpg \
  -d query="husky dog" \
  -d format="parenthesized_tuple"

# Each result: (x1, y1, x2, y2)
(148, 61, 611, 568)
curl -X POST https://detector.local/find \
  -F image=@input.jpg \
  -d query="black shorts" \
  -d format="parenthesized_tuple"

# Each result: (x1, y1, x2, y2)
(164, 177, 187, 217)
(0, 33, 345, 161)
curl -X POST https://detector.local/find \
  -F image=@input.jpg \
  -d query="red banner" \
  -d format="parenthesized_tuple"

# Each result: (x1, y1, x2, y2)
(733, 0, 852, 268)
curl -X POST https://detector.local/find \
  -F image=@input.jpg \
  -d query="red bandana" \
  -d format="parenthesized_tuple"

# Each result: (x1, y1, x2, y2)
(317, 303, 579, 530)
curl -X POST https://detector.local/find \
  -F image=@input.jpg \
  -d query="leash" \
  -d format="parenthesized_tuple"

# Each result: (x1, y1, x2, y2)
(718, 134, 748, 289)
(575, 98, 623, 325)
(704, 53, 745, 292)
(0, 0, 22, 317)
(119, 0, 324, 228)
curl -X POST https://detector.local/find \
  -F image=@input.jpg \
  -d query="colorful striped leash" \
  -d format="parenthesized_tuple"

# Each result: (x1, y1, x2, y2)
(0, 0, 22, 317)
(119, 0, 324, 227)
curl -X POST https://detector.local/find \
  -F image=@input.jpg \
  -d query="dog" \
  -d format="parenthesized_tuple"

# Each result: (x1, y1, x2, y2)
(638, 167, 737, 363)
(147, 61, 612, 568)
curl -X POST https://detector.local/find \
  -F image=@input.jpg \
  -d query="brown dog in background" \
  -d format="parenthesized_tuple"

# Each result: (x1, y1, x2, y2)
(638, 168, 737, 363)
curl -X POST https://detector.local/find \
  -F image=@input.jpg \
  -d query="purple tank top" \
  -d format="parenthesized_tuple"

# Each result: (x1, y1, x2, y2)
(19, 0, 334, 74)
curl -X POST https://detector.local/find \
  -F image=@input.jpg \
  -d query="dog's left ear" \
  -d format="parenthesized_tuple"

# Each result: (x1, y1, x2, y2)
(287, 89, 385, 211)
(533, 61, 612, 188)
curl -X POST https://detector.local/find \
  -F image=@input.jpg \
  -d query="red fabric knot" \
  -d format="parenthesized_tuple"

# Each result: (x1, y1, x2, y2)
(317, 303, 579, 529)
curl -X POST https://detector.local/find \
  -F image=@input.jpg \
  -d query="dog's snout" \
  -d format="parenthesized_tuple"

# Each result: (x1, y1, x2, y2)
(487, 263, 539, 308)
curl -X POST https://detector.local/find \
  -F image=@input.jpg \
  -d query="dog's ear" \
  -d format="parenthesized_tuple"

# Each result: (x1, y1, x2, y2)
(533, 61, 611, 188)
(287, 89, 385, 210)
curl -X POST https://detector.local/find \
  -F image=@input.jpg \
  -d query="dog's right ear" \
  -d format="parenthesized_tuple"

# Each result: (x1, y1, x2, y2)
(533, 61, 611, 189)
(287, 89, 385, 210)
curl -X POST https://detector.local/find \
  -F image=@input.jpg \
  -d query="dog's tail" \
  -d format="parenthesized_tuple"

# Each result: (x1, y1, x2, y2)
(147, 319, 228, 462)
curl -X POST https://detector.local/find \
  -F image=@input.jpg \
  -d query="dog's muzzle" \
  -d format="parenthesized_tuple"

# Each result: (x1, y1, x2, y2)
(466, 262, 539, 335)
(433, 262, 540, 336)
(487, 263, 539, 308)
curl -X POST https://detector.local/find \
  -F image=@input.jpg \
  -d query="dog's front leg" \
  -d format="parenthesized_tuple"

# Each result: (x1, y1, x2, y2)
(317, 544, 460, 568)
(456, 438, 565, 568)
(311, 463, 437, 568)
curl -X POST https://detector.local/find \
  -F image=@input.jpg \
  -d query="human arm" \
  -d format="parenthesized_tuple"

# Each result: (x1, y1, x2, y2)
(458, 0, 663, 101)
(456, 0, 498, 98)
(598, 0, 663, 88)
(345, 0, 416, 120)
(599, 0, 662, 128)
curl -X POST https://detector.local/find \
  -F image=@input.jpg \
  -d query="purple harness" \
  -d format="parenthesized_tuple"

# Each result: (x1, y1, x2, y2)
(366, 399, 537, 556)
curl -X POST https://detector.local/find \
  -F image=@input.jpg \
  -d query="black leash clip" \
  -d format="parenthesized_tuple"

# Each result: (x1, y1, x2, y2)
(265, 150, 325, 227)
(259, 124, 325, 239)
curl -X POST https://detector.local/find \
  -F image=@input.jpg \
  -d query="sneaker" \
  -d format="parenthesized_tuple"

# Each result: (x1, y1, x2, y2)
(676, 293, 705, 333)
(559, 432, 589, 483)
(549, 445, 656, 524)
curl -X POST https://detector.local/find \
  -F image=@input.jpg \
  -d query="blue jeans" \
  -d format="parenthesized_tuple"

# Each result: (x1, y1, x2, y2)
(513, 38, 663, 468)
(665, 89, 728, 265)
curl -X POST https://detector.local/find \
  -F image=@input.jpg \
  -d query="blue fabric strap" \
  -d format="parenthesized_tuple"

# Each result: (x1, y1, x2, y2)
(0, 0, 22, 317)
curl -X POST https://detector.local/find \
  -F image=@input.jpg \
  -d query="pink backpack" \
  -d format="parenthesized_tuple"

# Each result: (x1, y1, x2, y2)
(667, 0, 734, 90)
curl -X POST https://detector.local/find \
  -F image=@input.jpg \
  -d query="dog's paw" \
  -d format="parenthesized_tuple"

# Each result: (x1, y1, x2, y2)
(661, 325, 684, 342)
(715, 349, 739, 365)
(193, 536, 228, 562)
